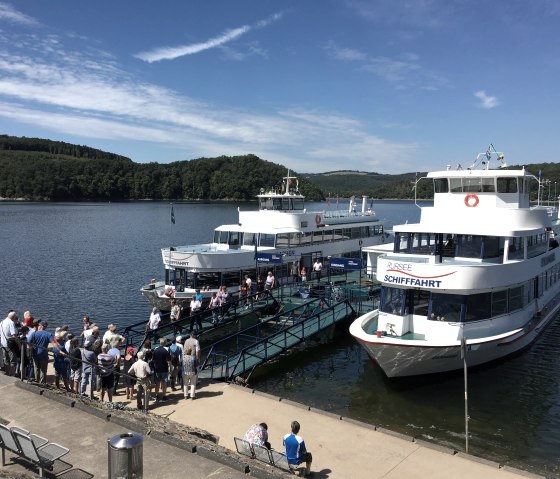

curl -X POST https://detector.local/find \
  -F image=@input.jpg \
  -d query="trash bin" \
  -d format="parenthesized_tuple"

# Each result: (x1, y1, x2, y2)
(108, 432, 143, 479)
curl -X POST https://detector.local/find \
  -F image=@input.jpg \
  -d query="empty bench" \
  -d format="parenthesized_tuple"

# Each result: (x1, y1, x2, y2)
(234, 437, 298, 475)
(0, 423, 69, 477)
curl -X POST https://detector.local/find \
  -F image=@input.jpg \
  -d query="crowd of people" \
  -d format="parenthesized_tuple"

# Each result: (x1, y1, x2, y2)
(0, 309, 204, 410)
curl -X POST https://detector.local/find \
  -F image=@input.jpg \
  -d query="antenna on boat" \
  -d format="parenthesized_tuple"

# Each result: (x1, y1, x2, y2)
(469, 144, 506, 170)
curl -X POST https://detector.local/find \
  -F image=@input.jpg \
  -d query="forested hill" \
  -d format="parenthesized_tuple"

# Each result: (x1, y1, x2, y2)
(2, 135, 559, 201)
(0, 135, 323, 201)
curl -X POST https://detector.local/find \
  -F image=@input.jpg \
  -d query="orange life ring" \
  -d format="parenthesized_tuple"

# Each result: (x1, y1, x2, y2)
(464, 194, 479, 207)
(315, 214, 322, 224)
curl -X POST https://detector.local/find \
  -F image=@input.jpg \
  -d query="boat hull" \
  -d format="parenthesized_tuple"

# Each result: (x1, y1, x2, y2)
(350, 303, 560, 377)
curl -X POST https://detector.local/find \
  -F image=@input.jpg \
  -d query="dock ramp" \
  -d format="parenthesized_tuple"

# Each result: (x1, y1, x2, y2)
(199, 298, 355, 381)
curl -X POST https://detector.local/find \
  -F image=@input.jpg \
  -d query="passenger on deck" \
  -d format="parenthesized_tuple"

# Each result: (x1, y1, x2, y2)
(313, 259, 322, 282)
(148, 307, 161, 331)
(189, 296, 203, 333)
(283, 420, 312, 477)
(28, 322, 62, 384)
(170, 300, 181, 322)
(244, 422, 271, 449)
(103, 324, 125, 349)
(181, 346, 198, 400)
(257, 275, 265, 298)
(265, 271, 275, 290)
(291, 262, 299, 284)
(184, 331, 201, 361)
(300, 267, 307, 283)
(209, 293, 221, 324)
(80, 340, 97, 395)
(51, 339, 70, 391)
(108, 344, 122, 395)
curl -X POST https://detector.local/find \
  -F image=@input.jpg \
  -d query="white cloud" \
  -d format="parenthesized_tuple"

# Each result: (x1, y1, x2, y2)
(135, 12, 283, 63)
(0, 13, 418, 173)
(474, 90, 499, 109)
(325, 42, 449, 90)
(0, 2, 38, 26)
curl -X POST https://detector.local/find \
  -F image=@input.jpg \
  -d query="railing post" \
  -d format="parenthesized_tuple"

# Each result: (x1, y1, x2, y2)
(89, 365, 95, 400)
(143, 385, 149, 414)
(19, 339, 25, 381)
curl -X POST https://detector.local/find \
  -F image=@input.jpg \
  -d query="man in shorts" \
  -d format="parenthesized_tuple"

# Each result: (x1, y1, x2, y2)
(152, 338, 171, 402)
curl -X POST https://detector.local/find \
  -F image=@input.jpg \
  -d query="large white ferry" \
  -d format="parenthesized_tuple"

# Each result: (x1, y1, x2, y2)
(350, 147, 560, 377)
(141, 172, 390, 310)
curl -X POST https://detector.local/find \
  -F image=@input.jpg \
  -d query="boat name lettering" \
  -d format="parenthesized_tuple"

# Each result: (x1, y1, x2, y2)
(167, 259, 189, 266)
(384, 275, 442, 288)
(541, 253, 555, 268)
(432, 354, 458, 360)
(386, 262, 412, 272)
(280, 249, 296, 257)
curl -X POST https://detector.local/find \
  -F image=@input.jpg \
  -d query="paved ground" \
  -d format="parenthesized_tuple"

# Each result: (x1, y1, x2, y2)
(0, 372, 544, 479)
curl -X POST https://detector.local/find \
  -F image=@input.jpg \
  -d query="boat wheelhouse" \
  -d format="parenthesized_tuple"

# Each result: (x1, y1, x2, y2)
(350, 147, 560, 377)
(142, 172, 390, 310)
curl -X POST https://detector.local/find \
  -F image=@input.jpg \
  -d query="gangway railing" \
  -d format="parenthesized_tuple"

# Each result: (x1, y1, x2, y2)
(199, 298, 355, 381)
(122, 290, 279, 350)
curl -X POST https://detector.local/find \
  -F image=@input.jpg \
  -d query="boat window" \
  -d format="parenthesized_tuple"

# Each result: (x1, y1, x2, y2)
(394, 232, 409, 253)
(465, 293, 491, 322)
(463, 177, 482, 193)
(481, 178, 495, 192)
(292, 198, 304, 210)
(410, 232, 437, 255)
(508, 285, 524, 312)
(359, 226, 369, 238)
(351, 227, 362, 239)
(289, 232, 301, 246)
(214, 230, 229, 244)
(527, 233, 547, 258)
(276, 233, 290, 247)
(508, 237, 524, 260)
(313, 231, 323, 243)
(380, 286, 404, 315)
(333, 229, 344, 242)
(282, 198, 291, 210)
(410, 290, 429, 316)
(343, 228, 352, 240)
(243, 233, 257, 246)
(372, 225, 384, 236)
(323, 230, 333, 242)
(456, 235, 483, 258)
(497, 177, 518, 193)
(450, 178, 463, 193)
(482, 236, 500, 258)
(260, 233, 275, 247)
(429, 293, 462, 322)
(228, 232, 241, 246)
(491, 290, 508, 317)
(300, 221, 309, 228)
(434, 178, 449, 193)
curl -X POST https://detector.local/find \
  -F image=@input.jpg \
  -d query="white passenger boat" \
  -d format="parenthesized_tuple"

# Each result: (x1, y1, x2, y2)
(350, 147, 560, 377)
(141, 172, 390, 310)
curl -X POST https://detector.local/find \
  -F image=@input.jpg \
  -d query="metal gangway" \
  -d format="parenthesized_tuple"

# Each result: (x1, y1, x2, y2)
(122, 290, 280, 350)
(199, 297, 355, 381)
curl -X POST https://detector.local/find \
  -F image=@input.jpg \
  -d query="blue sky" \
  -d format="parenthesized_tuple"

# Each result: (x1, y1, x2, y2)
(1, 1, 559, 174)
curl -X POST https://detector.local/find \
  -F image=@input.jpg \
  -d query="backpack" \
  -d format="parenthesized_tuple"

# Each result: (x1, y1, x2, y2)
(169, 344, 180, 366)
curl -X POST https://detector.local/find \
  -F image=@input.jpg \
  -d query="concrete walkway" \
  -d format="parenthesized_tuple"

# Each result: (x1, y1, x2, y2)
(0, 373, 543, 479)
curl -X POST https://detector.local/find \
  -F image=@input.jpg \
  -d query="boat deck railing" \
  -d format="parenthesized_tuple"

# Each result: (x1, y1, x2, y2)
(122, 290, 280, 351)
(199, 297, 355, 381)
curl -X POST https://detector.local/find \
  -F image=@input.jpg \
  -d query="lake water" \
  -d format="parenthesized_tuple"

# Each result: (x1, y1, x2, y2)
(1, 200, 558, 478)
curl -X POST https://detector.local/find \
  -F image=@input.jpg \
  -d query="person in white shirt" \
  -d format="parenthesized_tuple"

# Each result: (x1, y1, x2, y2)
(1, 312, 17, 376)
(313, 259, 323, 282)
(147, 308, 161, 330)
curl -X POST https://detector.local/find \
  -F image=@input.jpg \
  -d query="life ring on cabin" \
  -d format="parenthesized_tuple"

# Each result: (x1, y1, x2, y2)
(315, 214, 322, 225)
(464, 194, 479, 207)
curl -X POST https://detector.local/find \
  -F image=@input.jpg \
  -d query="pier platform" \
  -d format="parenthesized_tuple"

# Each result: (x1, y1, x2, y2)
(0, 373, 543, 479)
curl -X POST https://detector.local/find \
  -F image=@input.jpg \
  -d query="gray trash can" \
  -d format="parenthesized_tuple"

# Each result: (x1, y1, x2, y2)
(108, 432, 143, 479)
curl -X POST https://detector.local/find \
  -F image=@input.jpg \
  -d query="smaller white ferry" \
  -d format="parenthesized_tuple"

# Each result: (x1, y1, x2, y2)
(350, 146, 560, 377)
(141, 172, 390, 310)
